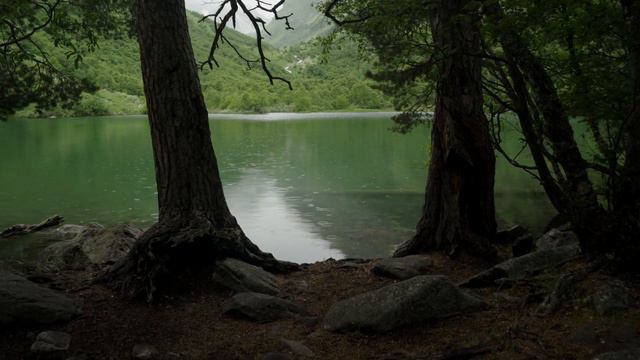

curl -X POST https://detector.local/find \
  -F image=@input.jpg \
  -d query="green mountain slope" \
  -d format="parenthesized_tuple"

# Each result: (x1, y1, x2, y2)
(266, 0, 334, 48)
(16, 11, 389, 117)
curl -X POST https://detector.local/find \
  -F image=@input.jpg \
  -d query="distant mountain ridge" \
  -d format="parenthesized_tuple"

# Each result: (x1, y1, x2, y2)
(267, 0, 334, 48)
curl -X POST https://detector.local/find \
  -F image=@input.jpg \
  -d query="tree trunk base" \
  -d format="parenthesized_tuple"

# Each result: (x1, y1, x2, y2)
(100, 216, 297, 302)
(393, 230, 496, 260)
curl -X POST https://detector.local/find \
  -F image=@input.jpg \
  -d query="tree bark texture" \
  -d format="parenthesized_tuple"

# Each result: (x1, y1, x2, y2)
(486, 3, 608, 254)
(620, 0, 640, 217)
(104, 0, 294, 301)
(395, 0, 497, 258)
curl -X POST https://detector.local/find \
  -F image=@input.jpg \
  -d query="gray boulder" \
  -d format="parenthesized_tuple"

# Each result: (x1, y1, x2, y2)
(49, 224, 89, 241)
(593, 348, 640, 360)
(371, 255, 433, 280)
(223, 292, 307, 323)
(0, 270, 81, 325)
(593, 280, 634, 316)
(39, 224, 142, 271)
(280, 339, 314, 357)
(535, 229, 579, 251)
(461, 244, 581, 287)
(132, 344, 159, 359)
(30, 331, 71, 352)
(39, 240, 90, 270)
(213, 258, 279, 295)
(323, 275, 486, 332)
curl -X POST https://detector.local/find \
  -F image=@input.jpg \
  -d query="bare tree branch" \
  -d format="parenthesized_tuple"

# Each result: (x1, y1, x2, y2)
(200, 0, 293, 90)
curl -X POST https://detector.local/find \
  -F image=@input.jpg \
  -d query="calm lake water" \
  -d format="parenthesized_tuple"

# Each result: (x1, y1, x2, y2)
(0, 113, 556, 263)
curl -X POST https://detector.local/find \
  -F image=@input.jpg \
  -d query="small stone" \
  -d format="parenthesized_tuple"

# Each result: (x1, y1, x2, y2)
(223, 292, 307, 323)
(593, 280, 634, 316)
(132, 344, 159, 359)
(337, 262, 360, 269)
(280, 339, 314, 357)
(371, 255, 433, 280)
(30, 331, 71, 352)
(213, 258, 279, 295)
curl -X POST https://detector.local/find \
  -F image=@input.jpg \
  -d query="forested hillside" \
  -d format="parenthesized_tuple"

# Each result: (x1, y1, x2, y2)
(17, 11, 389, 117)
(266, 0, 334, 48)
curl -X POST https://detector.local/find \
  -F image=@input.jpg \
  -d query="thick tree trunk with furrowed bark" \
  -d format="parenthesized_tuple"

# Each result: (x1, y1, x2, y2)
(103, 0, 295, 302)
(619, 0, 640, 218)
(485, 2, 608, 255)
(394, 0, 496, 259)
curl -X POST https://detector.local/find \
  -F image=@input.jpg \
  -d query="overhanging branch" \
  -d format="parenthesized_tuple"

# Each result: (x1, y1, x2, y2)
(200, 0, 293, 90)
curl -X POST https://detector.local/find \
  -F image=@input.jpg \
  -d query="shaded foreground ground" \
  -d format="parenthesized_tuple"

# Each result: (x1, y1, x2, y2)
(1, 252, 639, 360)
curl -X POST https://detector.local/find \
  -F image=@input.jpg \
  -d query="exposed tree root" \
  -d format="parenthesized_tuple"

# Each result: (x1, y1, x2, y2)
(100, 216, 298, 302)
(394, 230, 496, 261)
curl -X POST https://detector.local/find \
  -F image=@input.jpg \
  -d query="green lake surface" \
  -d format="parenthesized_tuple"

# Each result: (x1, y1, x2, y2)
(0, 113, 556, 263)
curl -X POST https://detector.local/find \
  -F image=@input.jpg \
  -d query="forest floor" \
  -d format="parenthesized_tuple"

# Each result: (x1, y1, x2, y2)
(1, 248, 640, 360)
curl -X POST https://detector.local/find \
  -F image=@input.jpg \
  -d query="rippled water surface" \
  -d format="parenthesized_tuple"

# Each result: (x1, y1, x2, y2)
(0, 114, 556, 262)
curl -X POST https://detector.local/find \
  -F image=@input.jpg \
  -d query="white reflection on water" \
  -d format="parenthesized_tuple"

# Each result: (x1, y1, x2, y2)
(225, 168, 344, 263)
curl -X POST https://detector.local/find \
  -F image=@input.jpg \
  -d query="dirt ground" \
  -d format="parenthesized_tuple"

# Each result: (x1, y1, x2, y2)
(1, 252, 639, 360)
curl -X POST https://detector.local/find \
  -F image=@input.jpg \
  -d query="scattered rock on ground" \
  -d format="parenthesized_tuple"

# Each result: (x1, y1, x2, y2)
(593, 280, 634, 315)
(461, 244, 581, 288)
(213, 258, 279, 295)
(0, 270, 81, 325)
(323, 275, 486, 332)
(30, 331, 71, 352)
(371, 255, 433, 280)
(535, 228, 579, 251)
(39, 224, 141, 271)
(132, 344, 159, 359)
(495, 225, 530, 244)
(592, 348, 640, 360)
(223, 292, 307, 323)
(280, 339, 314, 357)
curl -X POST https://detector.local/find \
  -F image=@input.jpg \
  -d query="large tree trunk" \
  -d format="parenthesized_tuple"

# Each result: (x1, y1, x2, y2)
(620, 0, 640, 217)
(486, 3, 608, 255)
(612, 0, 640, 269)
(104, 0, 294, 302)
(394, 0, 496, 258)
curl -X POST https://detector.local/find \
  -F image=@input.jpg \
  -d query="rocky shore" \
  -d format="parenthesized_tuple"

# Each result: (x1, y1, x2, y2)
(1, 220, 639, 359)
